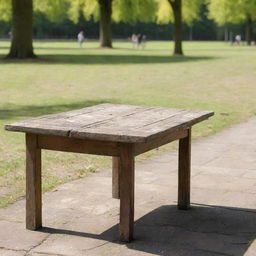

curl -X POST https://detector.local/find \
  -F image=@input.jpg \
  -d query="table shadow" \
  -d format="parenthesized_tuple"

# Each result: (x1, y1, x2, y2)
(39, 204, 256, 256)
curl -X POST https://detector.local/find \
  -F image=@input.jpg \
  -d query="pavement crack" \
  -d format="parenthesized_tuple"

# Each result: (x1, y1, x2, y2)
(24, 233, 52, 256)
(28, 251, 70, 256)
(0, 246, 27, 253)
(86, 241, 110, 251)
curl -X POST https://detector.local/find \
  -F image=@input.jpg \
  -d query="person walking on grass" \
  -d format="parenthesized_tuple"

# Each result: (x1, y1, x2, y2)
(142, 35, 147, 49)
(235, 34, 241, 45)
(137, 34, 143, 48)
(78, 31, 85, 48)
(131, 34, 137, 48)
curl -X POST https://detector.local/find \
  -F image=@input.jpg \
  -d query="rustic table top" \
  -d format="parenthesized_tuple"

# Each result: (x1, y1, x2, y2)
(5, 104, 214, 143)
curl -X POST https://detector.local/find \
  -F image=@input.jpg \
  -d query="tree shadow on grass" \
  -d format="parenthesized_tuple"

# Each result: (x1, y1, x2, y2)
(0, 54, 218, 65)
(39, 204, 256, 256)
(0, 99, 117, 121)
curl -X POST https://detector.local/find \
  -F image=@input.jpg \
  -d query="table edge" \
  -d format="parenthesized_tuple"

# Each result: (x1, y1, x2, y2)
(4, 111, 214, 143)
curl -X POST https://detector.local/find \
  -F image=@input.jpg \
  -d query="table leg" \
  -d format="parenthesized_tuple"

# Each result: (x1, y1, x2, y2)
(119, 144, 135, 242)
(26, 134, 42, 230)
(178, 129, 191, 210)
(112, 157, 120, 199)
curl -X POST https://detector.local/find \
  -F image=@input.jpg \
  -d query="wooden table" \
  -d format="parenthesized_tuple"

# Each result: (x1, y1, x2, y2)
(5, 103, 214, 242)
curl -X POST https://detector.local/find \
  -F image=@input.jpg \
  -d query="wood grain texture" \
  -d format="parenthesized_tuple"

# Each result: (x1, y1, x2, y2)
(134, 129, 188, 156)
(178, 128, 191, 210)
(112, 157, 120, 199)
(26, 133, 42, 230)
(5, 103, 214, 143)
(119, 143, 135, 242)
(37, 134, 120, 156)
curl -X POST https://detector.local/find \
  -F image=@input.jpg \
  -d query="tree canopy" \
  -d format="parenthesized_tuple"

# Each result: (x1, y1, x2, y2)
(34, 0, 69, 23)
(156, 0, 203, 25)
(0, 0, 11, 22)
(207, 0, 256, 25)
(207, 0, 256, 44)
(67, 0, 157, 24)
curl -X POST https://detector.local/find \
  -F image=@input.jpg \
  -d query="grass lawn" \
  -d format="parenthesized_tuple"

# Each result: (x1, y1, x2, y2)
(0, 40, 255, 207)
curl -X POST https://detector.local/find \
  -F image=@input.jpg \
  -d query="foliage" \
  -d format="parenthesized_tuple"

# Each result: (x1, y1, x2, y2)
(0, 0, 11, 21)
(68, 0, 156, 24)
(68, 0, 98, 23)
(112, 0, 157, 23)
(207, 0, 256, 25)
(34, 0, 70, 23)
(0, 0, 70, 23)
(156, 0, 203, 25)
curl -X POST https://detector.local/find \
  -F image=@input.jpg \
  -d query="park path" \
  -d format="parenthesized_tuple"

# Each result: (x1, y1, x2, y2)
(0, 117, 255, 256)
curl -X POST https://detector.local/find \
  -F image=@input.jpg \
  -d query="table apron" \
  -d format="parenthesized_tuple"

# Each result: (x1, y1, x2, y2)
(36, 129, 188, 157)
(37, 135, 120, 156)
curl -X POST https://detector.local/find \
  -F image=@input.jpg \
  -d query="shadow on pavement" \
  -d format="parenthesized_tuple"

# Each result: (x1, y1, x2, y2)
(39, 204, 256, 256)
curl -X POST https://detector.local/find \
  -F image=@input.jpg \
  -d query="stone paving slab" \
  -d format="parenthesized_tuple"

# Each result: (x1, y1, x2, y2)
(0, 117, 256, 256)
(0, 249, 25, 256)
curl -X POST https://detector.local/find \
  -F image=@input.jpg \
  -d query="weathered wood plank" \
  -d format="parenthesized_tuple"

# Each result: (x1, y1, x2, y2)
(112, 157, 120, 199)
(26, 133, 42, 230)
(82, 108, 186, 130)
(143, 110, 213, 138)
(6, 124, 70, 137)
(64, 109, 213, 142)
(119, 143, 135, 242)
(69, 110, 213, 143)
(178, 128, 191, 210)
(5, 104, 152, 141)
(134, 129, 188, 156)
(142, 110, 213, 143)
(5, 104, 214, 143)
(37, 135, 120, 156)
(69, 128, 147, 143)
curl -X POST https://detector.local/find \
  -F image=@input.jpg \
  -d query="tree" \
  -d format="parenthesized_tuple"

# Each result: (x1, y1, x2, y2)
(99, 0, 112, 47)
(170, 0, 183, 55)
(0, 0, 70, 58)
(68, 0, 156, 48)
(207, 0, 256, 45)
(5, 0, 36, 58)
(156, 0, 202, 55)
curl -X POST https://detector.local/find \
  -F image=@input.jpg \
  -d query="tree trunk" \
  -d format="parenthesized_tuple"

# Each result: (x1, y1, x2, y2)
(170, 0, 183, 55)
(98, 0, 112, 48)
(6, 0, 35, 59)
(245, 16, 253, 46)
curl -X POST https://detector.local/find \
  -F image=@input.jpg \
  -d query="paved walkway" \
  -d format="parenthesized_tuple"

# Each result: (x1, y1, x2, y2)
(0, 117, 255, 256)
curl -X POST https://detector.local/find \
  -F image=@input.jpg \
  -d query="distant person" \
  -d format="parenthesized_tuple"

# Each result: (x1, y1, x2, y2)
(142, 35, 147, 49)
(235, 34, 241, 45)
(131, 34, 137, 48)
(137, 34, 143, 48)
(8, 31, 12, 40)
(77, 31, 85, 48)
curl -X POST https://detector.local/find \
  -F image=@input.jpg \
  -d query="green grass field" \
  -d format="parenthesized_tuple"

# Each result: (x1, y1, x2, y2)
(0, 40, 255, 207)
